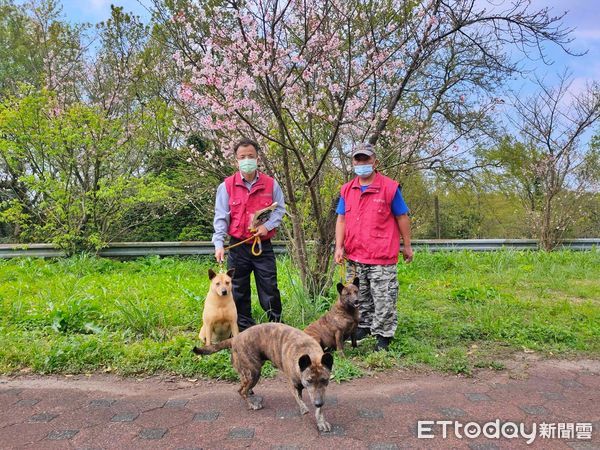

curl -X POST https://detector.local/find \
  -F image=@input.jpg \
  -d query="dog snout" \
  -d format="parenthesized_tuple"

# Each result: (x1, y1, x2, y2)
(220, 289, 228, 296)
(313, 394, 325, 408)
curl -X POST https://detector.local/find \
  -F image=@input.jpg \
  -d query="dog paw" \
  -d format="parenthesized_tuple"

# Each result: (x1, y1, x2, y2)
(318, 420, 332, 432)
(299, 405, 309, 415)
(247, 396, 263, 410)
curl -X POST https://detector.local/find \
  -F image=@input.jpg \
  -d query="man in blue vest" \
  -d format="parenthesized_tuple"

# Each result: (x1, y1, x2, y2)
(213, 139, 286, 330)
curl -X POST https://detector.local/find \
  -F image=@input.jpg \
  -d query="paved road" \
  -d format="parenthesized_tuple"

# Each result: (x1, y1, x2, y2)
(1, 358, 598, 449)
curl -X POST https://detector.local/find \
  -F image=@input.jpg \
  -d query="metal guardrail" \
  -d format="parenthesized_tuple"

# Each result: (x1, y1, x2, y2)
(0, 239, 598, 259)
(407, 238, 600, 252)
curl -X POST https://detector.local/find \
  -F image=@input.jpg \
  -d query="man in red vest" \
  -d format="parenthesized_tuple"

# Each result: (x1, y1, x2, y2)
(334, 143, 413, 350)
(213, 139, 286, 330)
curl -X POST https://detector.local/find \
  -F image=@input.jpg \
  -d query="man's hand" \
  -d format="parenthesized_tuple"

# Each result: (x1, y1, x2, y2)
(255, 224, 269, 237)
(334, 247, 345, 264)
(401, 244, 413, 263)
(215, 247, 225, 263)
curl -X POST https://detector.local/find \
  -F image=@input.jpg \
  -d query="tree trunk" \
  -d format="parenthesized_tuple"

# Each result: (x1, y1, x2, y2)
(305, 195, 338, 296)
(434, 195, 441, 239)
(540, 195, 556, 250)
(278, 139, 309, 288)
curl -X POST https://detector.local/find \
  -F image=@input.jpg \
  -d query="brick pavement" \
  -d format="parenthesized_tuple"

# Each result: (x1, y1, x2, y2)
(0, 359, 598, 449)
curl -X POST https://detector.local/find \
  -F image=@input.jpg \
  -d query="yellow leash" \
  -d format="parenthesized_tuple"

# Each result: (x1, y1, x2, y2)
(220, 203, 277, 261)
(218, 233, 262, 273)
(221, 230, 263, 259)
(216, 203, 277, 272)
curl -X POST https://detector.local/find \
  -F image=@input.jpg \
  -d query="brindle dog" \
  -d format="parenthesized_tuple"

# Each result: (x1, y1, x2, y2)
(193, 323, 334, 432)
(304, 277, 360, 356)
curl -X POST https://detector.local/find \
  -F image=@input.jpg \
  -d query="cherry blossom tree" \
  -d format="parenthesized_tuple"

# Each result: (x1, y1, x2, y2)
(155, 0, 576, 291)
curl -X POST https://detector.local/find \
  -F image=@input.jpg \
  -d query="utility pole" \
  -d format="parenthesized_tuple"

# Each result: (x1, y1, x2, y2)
(434, 195, 441, 239)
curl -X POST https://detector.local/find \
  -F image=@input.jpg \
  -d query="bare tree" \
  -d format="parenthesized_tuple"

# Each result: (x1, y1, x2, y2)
(512, 75, 600, 249)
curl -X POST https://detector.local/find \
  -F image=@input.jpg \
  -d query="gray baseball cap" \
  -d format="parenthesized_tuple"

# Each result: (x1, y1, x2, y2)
(352, 142, 375, 158)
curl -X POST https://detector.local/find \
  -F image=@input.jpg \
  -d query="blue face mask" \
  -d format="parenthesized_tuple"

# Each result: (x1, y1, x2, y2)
(354, 164, 373, 177)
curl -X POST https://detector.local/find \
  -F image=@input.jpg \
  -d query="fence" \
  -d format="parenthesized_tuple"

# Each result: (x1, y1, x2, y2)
(1, 239, 598, 259)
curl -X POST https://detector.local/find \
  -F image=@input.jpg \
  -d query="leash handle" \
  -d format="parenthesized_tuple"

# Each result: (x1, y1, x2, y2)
(251, 235, 262, 256)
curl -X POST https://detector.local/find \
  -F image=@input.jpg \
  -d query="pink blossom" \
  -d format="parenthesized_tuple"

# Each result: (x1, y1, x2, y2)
(173, 51, 185, 68)
(173, 10, 186, 23)
(171, 0, 472, 162)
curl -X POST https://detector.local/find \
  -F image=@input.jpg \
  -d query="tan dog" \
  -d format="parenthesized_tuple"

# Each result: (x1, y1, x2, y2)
(304, 277, 360, 356)
(198, 268, 239, 345)
(193, 323, 334, 432)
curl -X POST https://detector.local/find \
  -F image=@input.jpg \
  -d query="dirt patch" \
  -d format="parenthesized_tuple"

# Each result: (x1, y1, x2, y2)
(2, 357, 598, 391)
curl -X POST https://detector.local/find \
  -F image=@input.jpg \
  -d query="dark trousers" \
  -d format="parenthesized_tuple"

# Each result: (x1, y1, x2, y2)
(227, 237, 282, 331)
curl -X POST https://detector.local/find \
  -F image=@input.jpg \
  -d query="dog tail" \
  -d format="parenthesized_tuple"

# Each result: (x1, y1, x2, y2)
(192, 338, 233, 355)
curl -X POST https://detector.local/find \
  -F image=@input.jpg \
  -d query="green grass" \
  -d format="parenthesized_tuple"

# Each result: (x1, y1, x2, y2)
(0, 250, 598, 380)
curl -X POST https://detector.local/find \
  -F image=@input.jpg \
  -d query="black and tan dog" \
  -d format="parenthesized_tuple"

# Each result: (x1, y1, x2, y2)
(193, 323, 334, 432)
(304, 277, 360, 356)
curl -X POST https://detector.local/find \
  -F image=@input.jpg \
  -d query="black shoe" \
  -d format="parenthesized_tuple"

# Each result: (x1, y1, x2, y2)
(375, 335, 392, 351)
(355, 327, 371, 341)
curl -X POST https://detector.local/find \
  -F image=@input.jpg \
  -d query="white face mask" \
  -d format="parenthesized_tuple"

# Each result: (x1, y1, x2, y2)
(238, 158, 257, 174)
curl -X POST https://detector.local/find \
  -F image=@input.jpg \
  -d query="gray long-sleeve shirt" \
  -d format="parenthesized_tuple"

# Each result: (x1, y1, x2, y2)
(212, 172, 286, 249)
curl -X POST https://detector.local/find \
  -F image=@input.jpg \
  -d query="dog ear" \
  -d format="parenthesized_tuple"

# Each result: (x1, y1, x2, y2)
(226, 268, 235, 278)
(208, 269, 217, 280)
(336, 282, 344, 294)
(298, 354, 312, 372)
(321, 352, 334, 371)
(352, 277, 359, 288)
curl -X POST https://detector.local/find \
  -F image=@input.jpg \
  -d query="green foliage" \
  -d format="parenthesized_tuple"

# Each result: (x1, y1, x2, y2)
(363, 351, 395, 371)
(0, 1, 36, 93)
(0, 0, 86, 95)
(474, 360, 505, 371)
(47, 296, 103, 334)
(0, 251, 598, 379)
(0, 3, 213, 247)
(478, 134, 600, 247)
(0, 89, 177, 252)
(449, 286, 498, 303)
(331, 355, 364, 382)
(439, 347, 472, 376)
(124, 139, 216, 242)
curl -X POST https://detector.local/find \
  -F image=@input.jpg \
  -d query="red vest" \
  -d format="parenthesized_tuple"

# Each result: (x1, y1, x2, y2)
(341, 172, 400, 265)
(225, 171, 277, 241)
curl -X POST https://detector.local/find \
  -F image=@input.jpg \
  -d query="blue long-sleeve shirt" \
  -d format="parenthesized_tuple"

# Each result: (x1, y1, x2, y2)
(212, 172, 286, 249)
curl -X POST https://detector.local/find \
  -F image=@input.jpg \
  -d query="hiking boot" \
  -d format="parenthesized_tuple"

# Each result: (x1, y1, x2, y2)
(375, 335, 392, 351)
(355, 327, 371, 341)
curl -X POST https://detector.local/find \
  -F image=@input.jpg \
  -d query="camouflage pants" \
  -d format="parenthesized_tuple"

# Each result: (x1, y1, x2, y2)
(346, 260, 398, 338)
